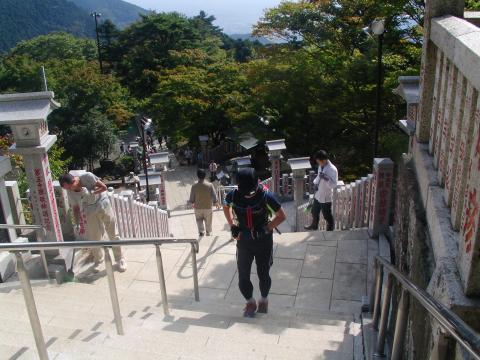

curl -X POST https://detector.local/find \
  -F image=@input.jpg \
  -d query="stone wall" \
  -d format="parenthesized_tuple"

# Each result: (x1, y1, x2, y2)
(392, 154, 434, 359)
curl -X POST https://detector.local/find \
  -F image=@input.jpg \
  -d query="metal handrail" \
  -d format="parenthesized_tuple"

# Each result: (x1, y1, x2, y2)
(1, 237, 200, 360)
(0, 224, 43, 230)
(372, 255, 480, 360)
(0, 237, 198, 251)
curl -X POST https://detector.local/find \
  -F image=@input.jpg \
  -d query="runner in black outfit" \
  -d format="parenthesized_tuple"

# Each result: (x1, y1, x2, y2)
(223, 168, 286, 317)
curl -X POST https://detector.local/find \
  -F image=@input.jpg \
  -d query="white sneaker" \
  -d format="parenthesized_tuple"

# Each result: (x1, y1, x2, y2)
(117, 258, 127, 272)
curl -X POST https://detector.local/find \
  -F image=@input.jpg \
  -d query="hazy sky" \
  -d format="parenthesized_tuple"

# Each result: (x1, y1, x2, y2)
(124, 0, 282, 34)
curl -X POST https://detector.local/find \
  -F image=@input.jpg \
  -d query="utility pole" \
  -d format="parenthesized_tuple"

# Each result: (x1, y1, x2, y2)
(371, 19, 385, 158)
(91, 12, 104, 74)
(136, 116, 152, 202)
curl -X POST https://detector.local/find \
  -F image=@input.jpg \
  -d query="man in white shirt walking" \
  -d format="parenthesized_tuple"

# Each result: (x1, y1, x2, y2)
(305, 150, 338, 231)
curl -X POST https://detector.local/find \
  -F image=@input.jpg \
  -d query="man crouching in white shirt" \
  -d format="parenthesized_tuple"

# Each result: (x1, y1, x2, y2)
(304, 150, 338, 231)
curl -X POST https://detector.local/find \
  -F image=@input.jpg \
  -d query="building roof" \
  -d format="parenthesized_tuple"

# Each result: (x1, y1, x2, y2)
(288, 157, 312, 171)
(232, 156, 251, 166)
(150, 152, 169, 165)
(266, 139, 286, 152)
(139, 172, 162, 186)
(0, 92, 60, 125)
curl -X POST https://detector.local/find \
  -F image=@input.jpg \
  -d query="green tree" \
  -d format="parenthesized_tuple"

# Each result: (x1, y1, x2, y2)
(62, 109, 117, 170)
(9, 32, 97, 62)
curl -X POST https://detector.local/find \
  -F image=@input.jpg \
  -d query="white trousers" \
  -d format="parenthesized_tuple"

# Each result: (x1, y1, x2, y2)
(86, 203, 123, 262)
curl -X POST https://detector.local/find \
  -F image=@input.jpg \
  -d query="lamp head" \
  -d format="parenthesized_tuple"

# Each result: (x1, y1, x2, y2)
(371, 19, 385, 35)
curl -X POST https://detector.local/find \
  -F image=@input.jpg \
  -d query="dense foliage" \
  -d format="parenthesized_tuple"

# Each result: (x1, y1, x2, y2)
(0, 0, 427, 181)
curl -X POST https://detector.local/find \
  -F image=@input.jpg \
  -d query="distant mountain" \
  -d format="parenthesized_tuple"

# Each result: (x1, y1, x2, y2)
(0, 0, 94, 53)
(69, 0, 149, 28)
(228, 34, 274, 45)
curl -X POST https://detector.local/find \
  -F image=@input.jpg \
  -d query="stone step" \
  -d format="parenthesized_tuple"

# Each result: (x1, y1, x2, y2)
(0, 315, 356, 360)
(2, 286, 358, 331)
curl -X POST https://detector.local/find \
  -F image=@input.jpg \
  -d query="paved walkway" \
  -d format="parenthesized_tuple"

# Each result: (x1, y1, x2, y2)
(75, 209, 375, 315)
(73, 165, 376, 316)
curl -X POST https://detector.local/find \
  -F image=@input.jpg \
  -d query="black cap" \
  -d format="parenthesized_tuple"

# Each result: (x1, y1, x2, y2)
(237, 168, 258, 195)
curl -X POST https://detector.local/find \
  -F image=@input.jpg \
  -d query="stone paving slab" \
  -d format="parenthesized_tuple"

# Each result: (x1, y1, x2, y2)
(332, 263, 367, 302)
(301, 245, 337, 279)
(336, 240, 368, 264)
(294, 277, 333, 311)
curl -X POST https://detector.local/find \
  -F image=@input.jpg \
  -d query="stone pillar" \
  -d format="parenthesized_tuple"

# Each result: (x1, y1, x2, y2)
(199, 135, 209, 168)
(368, 158, 394, 238)
(415, 0, 464, 143)
(266, 139, 286, 195)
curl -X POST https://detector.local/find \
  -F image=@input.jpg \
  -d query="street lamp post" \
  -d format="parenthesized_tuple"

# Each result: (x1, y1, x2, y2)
(91, 12, 104, 74)
(136, 116, 152, 202)
(371, 19, 385, 158)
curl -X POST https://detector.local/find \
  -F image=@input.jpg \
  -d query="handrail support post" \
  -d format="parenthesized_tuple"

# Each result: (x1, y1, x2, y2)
(104, 247, 124, 335)
(15, 252, 49, 360)
(155, 244, 170, 316)
(391, 289, 410, 360)
(191, 243, 200, 302)
(372, 261, 384, 329)
(374, 272, 393, 357)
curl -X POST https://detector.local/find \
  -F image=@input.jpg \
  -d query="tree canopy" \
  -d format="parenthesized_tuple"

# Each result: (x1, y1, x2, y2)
(0, 3, 426, 179)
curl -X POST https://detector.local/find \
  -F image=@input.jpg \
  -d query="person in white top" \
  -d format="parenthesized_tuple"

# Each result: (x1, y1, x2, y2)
(305, 150, 338, 231)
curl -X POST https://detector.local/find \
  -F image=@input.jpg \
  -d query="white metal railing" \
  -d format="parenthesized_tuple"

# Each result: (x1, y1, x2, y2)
(296, 174, 374, 231)
(107, 193, 169, 239)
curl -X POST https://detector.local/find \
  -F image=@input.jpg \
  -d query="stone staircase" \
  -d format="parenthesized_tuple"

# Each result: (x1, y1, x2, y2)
(0, 225, 375, 360)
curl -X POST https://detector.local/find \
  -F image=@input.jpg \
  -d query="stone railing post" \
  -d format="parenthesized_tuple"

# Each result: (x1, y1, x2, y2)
(53, 181, 74, 240)
(122, 190, 137, 238)
(288, 157, 311, 231)
(0, 156, 18, 282)
(368, 158, 394, 238)
(5, 180, 26, 232)
(266, 139, 286, 195)
(0, 157, 16, 242)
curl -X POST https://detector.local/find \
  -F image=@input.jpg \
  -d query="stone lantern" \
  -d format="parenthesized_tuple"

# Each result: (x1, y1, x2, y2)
(0, 92, 63, 244)
(148, 151, 169, 209)
(394, 76, 420, 152)
(266, 139, 286, 194)
(287, 157, 311, 205)
(0, 91, 71, 275)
